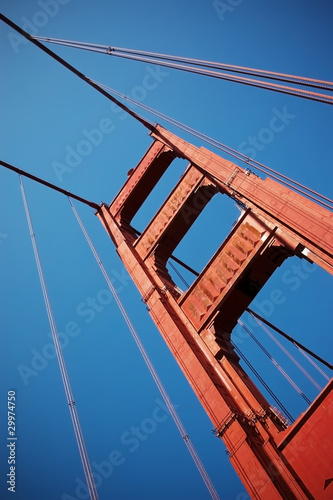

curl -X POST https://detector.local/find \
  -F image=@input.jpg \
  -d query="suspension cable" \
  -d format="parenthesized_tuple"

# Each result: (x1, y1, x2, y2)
(297, 348, 331, 382)
(31, 37, 333, 89)
(164, 257, 331, 397)
(0, 159, 99, 209)
(1, 11, 331, 209)
(246, 309, 333, 371)
(161, 255, 324, 419)
(68, 198, 220, 500)
(0, 14, 154, 132)
(31, 36, 333, 105)
(238, 320, 312, 405)
(9, 155, 330, 375)
(130, 235, 333, 376)
(248, 311, 322, 390)
(132, 226, 203, 279)
(231, 342, 294, 423)
(19, 177, 99, 500)
(168, 260, 191, 290)
(93, 80, 333, 210)
(31, 36, 333, 90)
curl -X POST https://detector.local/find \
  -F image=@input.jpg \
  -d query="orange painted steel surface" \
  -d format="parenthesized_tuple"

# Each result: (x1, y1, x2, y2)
(278, 380, 333, 500)
(97, 125, 332, 499)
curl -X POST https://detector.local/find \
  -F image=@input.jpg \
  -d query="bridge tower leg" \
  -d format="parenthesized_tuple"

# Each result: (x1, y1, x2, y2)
(97, 125, 333, 499)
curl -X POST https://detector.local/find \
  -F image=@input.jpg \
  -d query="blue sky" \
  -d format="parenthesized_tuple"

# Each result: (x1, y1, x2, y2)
(0, 1, 332, 499)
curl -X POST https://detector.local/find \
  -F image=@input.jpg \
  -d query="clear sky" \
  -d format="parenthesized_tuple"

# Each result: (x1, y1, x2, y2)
(0, 1, 332, 499)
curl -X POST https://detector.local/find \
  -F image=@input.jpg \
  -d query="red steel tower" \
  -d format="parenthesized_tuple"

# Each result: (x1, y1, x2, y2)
(97, 125, 333, 499)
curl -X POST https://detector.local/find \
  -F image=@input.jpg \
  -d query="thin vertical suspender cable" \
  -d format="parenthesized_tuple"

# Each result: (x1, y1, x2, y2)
(164, 254, 329, 408)
(297, 348, 330, 382)
(248, 312, 322, 390)
(0, 14, 331, 207)
(160, 259, 294, 421)
(1, 12, 331, 208)
(134, 228, 333, 378)
(231, 342, 294, 423)
(19, 177, 99, 500)
(246, 308, 333, 371)
(168, 260, 191, 290)
(68, 198, 221, 500)
(5, 161, 328, 371)
(238, 320, 312, 405)
(92, 80, 333, 211)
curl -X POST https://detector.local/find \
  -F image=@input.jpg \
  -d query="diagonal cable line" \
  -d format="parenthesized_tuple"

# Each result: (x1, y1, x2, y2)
(19, 176, 99, 500)
(31, 35, 333, 104)
(238, 320, 312, 405)
(0, 159, 99, 209)
(248, 311, 322, 390)
(297, 348, 330, 382)
(0, 14, 154, 132)
(68, 198, 221, 500)
(246, 309, 333, 371)
(231, 342, 294, 423)
(1, 13, 331, 208)
(33, 36, 333, 90)
(92, 80, 333, 210)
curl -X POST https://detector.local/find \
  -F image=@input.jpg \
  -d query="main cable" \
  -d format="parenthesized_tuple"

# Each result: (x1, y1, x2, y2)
(9, 155, 330, 374)
(32, 36, 333, 89)
(93, 80, 333, 210)
(69, 198, 221, 500)
(19, 176, 99, 500)
(1, 12, 331, 208)
(0, 14, 154, 132)
(0, 159, 99, 209)
(126, 230, 333, 375)
(31, 36, 333, 105)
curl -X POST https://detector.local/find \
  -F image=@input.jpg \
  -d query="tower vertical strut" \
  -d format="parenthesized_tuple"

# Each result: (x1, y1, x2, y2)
(3, 9, 331, 496)
(68, 198, 221, 500)
(96, 125, 333, 499)
(19, 177, 99, 500)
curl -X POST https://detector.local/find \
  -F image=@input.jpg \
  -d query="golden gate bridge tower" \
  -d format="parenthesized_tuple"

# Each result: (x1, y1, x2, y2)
(97, 124, 333, 499)
(1, 13, 333, 500)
